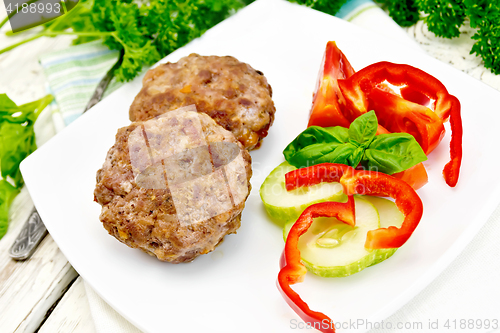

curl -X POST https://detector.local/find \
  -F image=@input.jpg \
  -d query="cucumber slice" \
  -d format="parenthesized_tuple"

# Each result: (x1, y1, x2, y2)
(260, 161, 345, 225)
(362, 196, 404, 228)
(283, 196, 404, 277)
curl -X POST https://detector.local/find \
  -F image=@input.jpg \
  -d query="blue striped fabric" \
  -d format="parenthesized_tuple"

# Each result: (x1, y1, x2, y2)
(39, 40, 122, 127)
(335, 0, 374, 19)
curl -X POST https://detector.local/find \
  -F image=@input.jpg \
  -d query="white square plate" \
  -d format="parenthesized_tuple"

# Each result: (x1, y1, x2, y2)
(21, 0, 500, 332)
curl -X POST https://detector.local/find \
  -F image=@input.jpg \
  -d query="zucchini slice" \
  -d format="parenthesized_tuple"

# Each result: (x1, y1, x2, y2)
(283, 196, 403, 277)
(259, 161, 345, 225)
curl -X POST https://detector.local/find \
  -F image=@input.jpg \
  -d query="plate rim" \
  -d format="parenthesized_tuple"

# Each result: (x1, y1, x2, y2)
(20, 0, 500, 331)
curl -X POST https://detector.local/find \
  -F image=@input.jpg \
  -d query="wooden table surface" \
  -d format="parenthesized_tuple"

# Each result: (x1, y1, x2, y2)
(0, 5, 499, 333)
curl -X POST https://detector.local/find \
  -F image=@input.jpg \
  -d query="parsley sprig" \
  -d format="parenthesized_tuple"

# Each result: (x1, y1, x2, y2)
(375, 0, 500, 75)
(0, 0, 249, 81)
(1, 0, 499, 76)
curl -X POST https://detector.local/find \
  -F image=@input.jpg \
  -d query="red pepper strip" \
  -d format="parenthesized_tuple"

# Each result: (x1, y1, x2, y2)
(338, 62, 456, 121)
(285, 163, 351, 191)
(285, 163, 423, 249)
(308, 41, 355, 128)
(277, 197, 356, 333)
(338, 62, 462, 187)
(400, 85, 432, 107)
(442, 95, 462, 187)
(341, 169, 423, 248)
(279, 164, 423, 330)
(367, 88, 445, 155)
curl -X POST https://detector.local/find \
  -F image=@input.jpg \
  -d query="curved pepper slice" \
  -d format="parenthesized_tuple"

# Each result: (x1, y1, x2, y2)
(337, 62, 462, 187)
(308, 41, 355, 128)
(340, 168, 424, 248)
(367, 88, 445, 154)
(278, 163, 423, 333)
(285, 163, 423, 248)
(278, 197, 355, 333)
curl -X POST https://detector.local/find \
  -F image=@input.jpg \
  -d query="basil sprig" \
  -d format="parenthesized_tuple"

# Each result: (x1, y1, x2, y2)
(283, 111, 427, 174)
(0, 93, 52, 239)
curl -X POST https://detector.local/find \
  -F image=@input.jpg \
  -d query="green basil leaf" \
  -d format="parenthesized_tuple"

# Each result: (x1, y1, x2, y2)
(0, 121, 36, 187)
(0, 179, 20, 239)
(0, 94, 50, 188)
(349, 146, 365, 167)
(363, 133, 427, 174)
(0, 94, 52, 240)
(313, 142, 357, 166)
(348, 110, 378, 148)
(283, 126, 349, 166)
(0, 94, 52, 124)
(286, 143, 339, 168)
(0, 94, 18, 110)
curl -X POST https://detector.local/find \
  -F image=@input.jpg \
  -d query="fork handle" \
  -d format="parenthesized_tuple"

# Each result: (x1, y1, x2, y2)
(9, 207, 48, 260)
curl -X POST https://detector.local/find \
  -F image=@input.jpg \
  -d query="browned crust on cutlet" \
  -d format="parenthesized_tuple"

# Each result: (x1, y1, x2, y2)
(94, 112, 252, 263)
(129, 53, 275, 150)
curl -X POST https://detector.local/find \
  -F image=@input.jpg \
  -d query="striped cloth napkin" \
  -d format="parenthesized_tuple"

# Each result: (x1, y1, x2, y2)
(36, 2, 431, 333)
(38, 40, 122, 130)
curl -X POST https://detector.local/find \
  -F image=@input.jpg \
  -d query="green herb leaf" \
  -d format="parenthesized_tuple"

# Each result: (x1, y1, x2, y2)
(0, 95, 52, 187)
(349, 146, 365, 167)
(375, 0, 420, 27)
(288, 0, 349, 16)
(283, 126, 349, 166)
(0, 179, 19, 239)
(363, 133, 427, 174)
(416, 0, 466, 38)
(0, 94, 52, 124)
(464, 0, 500, 75)
(313, 142, 357, 166)
(284, 111, 426, 174)
(348, 110, 377, 148)
(284, 112, 379, 168)
(0, 121, 36, 186)
(0, 94, 18, 110)
(373, 0, 500, 75)
(284, 126, 349, 167)
(0, 0, 247, 81)
(3, 0, 500, 77)
(0, 94, 52, 240)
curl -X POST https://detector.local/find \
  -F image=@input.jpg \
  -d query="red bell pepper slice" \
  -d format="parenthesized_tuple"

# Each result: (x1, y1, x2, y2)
(278, 163, 423, 332)
(340, 168, 424, 248)
(278, 197, 355, 333)
(337, 62, 462, 187)
(308, 41, 355, 128)
(285, 163, 423, 248)
(367, 88, 445, 155)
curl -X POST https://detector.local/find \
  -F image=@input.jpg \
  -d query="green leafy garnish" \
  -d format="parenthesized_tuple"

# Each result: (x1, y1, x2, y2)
(2, 0, 500, 76)
(375, 0, 500, 75)
(364, 133, 428, 174)
(348, 110, 378, 148)
(0, 94, 52, 239)
(0, 180, 19, 239)
(417, 0, 466, 38)
(375, 0, 420, 27)
(464, 0, 500, 75)
(283, 111, 427, 174)
(288, 0, 349, 16)
(0, 0, 250, 82)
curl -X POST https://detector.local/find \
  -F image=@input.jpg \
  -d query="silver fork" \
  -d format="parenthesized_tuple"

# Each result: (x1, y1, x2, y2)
(9, 53, 123, 260)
